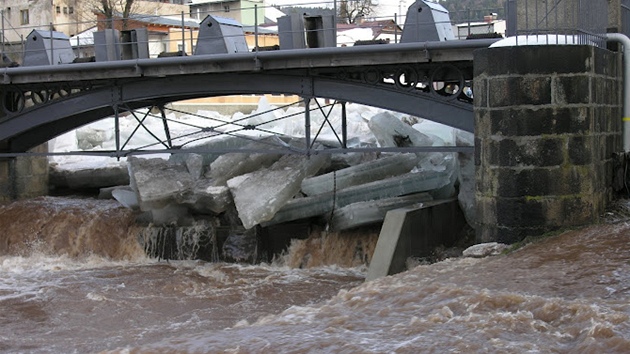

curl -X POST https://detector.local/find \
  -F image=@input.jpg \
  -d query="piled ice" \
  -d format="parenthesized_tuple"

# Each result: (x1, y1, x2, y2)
(50, 98, 475, 234)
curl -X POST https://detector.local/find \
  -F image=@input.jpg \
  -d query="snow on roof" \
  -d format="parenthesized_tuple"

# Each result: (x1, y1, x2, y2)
(29, 30, 70, 40)
(127, 13, 201, 28)
(336, 28, 375, 46)
(489, 34, 597, 47)
(423, 0, 449, 14)
(70, 26, 97, 47)
(265, 6, 286, 23)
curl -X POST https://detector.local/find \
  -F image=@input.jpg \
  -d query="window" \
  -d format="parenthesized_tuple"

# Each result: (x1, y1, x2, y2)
(20, 9, 28, 25)
(224, 5, 230, 12)
(63, 7, 67, 14)
(56, 6, 60, 14)
(69, 7, 74, 14)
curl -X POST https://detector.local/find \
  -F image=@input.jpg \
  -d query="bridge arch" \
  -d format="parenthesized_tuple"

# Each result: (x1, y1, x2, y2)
(0, 69, 473, 152)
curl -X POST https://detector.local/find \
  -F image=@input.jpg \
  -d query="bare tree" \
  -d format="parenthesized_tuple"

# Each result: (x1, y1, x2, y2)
(78, 0, 167, 30)
(338, 0, 374, 24)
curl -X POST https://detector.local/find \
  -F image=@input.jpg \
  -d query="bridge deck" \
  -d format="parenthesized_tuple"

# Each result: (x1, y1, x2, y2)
(1, 40, 497, 84)
(0, 39, 498, 154)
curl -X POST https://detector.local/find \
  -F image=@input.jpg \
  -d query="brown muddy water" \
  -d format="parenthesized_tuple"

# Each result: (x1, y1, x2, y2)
(1, 197, 630, 353)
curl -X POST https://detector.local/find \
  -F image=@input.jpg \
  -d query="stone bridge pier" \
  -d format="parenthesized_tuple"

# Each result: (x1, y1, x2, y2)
(474, 45, 623, 243)
(0, 144, 49, 204)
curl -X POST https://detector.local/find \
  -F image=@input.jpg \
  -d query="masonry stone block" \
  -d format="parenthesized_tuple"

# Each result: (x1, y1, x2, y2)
(488, 107, 589, 136)
(594, 45, 620, 76)
(594, 78, 621, 105)
(553, 75, 590, 105)
(0, 161, 9, 184)
(488, 137, 565, 167)
(475, 195, 497, 225)
(568, 136, 594, 165)
(488, 167, 593, 198)
(474, 136, 483, 166)
(474, 109, 491, 137)
(489, 76, 552, 107)
(494, 197, 548, 227)
(474, 46, 593, 77)
(544, 196, 598, 226)
(473, 77, 487, 108)
(31, 157, 49, 176)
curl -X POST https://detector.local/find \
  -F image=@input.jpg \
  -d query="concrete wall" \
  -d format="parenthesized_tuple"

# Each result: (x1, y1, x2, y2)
(474, 45, 622, 244)
(366, 199, 465, 280)
(0, 144, 49, 204)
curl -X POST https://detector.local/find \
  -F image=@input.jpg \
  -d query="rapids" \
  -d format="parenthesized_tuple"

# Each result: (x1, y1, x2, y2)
(0, 197, 629, 353)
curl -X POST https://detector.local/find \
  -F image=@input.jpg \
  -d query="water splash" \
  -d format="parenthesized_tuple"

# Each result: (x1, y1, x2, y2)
(278, 226, 379, 268)
(0, 196, 145, 260)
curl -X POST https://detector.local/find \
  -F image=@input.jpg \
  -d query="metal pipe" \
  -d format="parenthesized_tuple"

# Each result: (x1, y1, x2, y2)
(2, 38, 501, 76)
(606, 33, 630, 151)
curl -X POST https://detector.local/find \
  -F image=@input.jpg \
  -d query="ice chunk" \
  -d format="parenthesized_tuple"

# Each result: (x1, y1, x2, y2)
(263, 169, 452, 226)
(329, 192, 433, 231)
(183, 153, 205, 180)
(227, 151, 330, 229)
(168, 134, 257, 166)
(76, 126, 110, 149)
(412, 119, 457, 146)
(176, 180, 232, 214)
(456, 130, 476, 227)
(463, 242, 508, 258)
(301, 153, 420, 196)
(368, 112, 434, 148)
(127, 157, 194, 211)
(112, 187, 139, 210)
(328, 151, 379, 171)
(208, 136, 287, 186)
(49, 161, 129, 189)
(150, 203, 190, 225)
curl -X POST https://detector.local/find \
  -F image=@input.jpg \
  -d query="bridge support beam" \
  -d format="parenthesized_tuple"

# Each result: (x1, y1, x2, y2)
(474, 45, 622, 243)
(0, 144, 49, 204)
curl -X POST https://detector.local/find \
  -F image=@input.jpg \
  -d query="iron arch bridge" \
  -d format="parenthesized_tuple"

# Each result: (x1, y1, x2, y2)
(0, 40, 497, 156)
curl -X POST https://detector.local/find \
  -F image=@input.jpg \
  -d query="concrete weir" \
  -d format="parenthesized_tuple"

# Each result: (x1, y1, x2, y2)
(366, 199, 465, 281)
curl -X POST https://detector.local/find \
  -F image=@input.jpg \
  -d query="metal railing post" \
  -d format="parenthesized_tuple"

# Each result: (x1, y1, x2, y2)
(341, 101, 347, 149)
(1, 10, 4, 56)
(190, 27, 194, 55)
(254, 4, 259, 51)
(181, 11, 186, 54)
(394, 13, 398, 43)
(333, 0, 338, 46)
(304, 97, 311, 154)
(50, 22, 54, 64)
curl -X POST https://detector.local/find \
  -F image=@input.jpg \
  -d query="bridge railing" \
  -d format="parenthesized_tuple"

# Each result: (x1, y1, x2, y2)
(0, 0, 514, 66)
(505, 0, 609, 47)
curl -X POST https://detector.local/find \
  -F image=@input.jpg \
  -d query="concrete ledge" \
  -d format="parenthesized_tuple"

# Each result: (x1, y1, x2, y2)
(366, 198, 465, 281)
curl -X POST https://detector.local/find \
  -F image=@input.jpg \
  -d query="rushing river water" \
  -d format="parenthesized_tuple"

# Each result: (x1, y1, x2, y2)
(1, 197, 630, 353)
